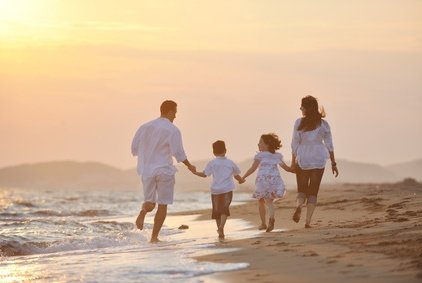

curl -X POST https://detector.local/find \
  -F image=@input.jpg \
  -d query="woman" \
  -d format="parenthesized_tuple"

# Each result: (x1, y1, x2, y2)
(290, 95, 339, 228)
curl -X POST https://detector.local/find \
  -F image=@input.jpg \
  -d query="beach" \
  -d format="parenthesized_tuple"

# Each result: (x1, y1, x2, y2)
(1, 181, 421, 282)
(183, 180, 422, 282)
(0, 189, 253, 282)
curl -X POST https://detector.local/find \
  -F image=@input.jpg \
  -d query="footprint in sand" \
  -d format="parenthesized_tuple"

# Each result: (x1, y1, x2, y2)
(330, 254, 344, 259)
(393, 217, 409, 222)
(269, 242, 288, 247)
(404, 210, 417, 216)
(388, 201, 408, 209)
(326, 260, 337, 264)
(302, 251, 319, 257)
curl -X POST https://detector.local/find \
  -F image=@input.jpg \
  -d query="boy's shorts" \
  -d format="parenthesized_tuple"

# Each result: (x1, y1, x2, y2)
(211, 191, 233, 219)
(142, 174, 175, 205)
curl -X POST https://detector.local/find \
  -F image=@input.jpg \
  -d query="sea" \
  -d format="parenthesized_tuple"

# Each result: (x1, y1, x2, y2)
(0, 187, 255, 283)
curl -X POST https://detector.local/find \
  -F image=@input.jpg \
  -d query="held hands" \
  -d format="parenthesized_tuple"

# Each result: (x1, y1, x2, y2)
(286, 166, 296, 173)
(235, 175, 245, 184)
(187, 164, 197, 174)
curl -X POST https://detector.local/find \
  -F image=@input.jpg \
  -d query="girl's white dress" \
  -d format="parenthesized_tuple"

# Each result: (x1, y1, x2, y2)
(253, 151, 286, 199)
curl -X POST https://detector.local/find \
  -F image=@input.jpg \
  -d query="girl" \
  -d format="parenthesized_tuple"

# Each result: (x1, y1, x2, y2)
(290, 95, 339, 228)
(242, 133, 292, 232)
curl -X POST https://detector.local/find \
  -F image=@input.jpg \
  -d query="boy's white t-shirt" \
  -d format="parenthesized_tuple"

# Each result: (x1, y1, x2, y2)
(204, 156, 241, 195)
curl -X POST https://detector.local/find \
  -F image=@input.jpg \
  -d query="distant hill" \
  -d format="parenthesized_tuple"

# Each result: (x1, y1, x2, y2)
(0, 158, 420, 191)
(386, 158, 422, 180)
(0, 161, 139, 191)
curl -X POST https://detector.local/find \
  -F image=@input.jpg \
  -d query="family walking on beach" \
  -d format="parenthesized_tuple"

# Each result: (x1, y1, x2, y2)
(131, 98, 339, 243)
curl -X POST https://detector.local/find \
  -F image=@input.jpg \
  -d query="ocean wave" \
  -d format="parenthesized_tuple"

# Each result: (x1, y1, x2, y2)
(91, 220, 134, 231)
(0, 240, 50, 257)
(64, 197, 79, 201)
(33, 210, 67, 217)
(77, 209, 111, 217)
(0, 230, 149, 257)
(32, 209, 112, 217)
(12, 200, 36, 207)
(0, 212, 24, 218)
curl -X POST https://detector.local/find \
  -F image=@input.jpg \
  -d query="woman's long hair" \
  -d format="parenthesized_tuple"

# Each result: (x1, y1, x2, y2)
(298, 96, 326, 131)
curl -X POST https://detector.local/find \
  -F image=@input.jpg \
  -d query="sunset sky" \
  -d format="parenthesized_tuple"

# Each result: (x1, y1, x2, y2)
(1, 0, 421, 169)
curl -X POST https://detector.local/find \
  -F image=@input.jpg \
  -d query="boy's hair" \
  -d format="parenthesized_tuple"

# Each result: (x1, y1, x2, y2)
(261, 133, 282, 153)
(212, 140, 226, 155)
(160, 100, 177, 115)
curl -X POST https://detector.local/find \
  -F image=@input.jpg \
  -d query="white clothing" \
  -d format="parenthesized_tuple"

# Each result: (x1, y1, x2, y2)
(131, 117, 187, 178)
(204, 157, 241, 195)
(291, 118, 334, 170)
(142, 174, 175, 205)
(253, 151, 286, 199)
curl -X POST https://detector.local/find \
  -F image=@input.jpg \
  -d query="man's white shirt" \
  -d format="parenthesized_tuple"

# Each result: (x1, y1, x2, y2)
(131, 117, 187, 178)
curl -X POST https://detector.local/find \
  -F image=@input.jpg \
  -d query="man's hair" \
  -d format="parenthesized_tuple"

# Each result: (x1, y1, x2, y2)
(160, 100, 177, 115)
(212, 140, 226, 155)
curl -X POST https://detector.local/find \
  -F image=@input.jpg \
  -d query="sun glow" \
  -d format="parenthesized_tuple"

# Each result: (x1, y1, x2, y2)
(0, 0, 56, 46)
(0, 0, 45, 21)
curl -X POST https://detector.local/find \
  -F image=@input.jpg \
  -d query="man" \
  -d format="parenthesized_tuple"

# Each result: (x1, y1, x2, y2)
(131, 100, 196, 243)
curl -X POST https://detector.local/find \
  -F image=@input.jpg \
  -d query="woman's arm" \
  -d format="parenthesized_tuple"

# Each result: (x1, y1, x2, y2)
(290, 153, 297, 172)
(329, 151, 339, 177)
(242, 160, 260, 180)
(290, 119, 301, 172)
(323, 120, 338, 177)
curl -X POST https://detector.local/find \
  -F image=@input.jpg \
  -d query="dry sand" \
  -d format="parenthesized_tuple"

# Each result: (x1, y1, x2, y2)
(177, 180, 422, 282)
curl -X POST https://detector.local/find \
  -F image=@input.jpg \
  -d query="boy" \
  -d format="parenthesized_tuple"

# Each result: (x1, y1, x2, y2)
(194, 140, 244, 239)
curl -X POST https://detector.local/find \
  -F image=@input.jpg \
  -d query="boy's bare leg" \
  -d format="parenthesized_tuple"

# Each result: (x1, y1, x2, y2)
(150, 204, 167, 243)
(136, 202, 155, 230)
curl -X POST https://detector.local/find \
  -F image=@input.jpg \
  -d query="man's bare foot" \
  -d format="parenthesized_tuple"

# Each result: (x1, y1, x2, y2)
(135, 210, 147, 230)
(150, 238, 161, 243)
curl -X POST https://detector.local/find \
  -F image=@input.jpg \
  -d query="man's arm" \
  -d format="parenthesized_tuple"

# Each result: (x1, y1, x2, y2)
(131, 128, 141, 156)
(182, 159, 196, 173)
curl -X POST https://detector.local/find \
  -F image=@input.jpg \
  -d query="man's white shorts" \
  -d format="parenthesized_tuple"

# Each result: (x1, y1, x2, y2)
(141, 174, 175, 205)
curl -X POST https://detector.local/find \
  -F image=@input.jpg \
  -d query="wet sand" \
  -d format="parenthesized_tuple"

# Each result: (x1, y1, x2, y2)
(178, 180, 422, 282)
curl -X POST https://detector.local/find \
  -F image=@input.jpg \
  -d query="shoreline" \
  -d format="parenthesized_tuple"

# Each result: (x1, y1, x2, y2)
(181, 183, 422, 282)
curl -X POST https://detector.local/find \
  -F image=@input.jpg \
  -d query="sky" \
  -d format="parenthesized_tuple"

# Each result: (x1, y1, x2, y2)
(0, 0, 421, 169)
